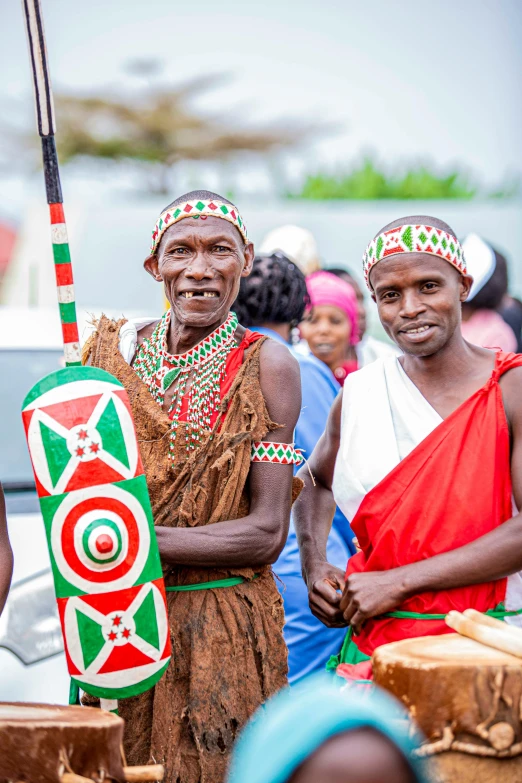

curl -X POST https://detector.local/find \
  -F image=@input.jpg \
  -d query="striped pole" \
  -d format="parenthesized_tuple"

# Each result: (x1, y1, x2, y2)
(22, 0, 81, 366)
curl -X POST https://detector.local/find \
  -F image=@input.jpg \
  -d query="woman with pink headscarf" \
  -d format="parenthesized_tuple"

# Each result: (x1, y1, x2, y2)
(301, 271, 360, 385)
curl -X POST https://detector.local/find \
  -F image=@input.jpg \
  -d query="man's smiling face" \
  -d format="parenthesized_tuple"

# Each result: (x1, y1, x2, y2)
(370, 253, 472, 357)
(145, 216, 254, 328)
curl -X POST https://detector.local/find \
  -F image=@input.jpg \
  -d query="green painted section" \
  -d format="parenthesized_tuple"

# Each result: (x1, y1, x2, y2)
(129, 475, 163, 585)
(59, 301, 77, 324)
(133, 588, 160, 650)
(72, 659, 170, 700)
(39, 419, 71, 487)
(22, 366, 123, 409)
(96, 397, 130, 469)
(76, 608, 106, 669)
(52, 242, 71, 265)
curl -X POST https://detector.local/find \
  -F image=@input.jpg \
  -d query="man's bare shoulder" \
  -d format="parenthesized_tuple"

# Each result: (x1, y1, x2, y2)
(258, 338, 301, 429)
(499, 363, 522, 425)
(259, 336, 300, 375)
(136, 320, 160, 347)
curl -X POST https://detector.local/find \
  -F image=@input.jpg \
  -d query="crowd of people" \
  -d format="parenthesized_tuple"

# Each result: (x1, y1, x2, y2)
(3, 189, 522, 782)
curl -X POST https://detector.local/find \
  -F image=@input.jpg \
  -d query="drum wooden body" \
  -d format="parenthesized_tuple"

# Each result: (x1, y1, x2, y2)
(373, 633, 522, 783)
(0, 703, 125, 783)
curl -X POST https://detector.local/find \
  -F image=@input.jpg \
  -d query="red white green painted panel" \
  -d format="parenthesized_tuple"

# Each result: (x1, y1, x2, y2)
(57, 579, 170, 698)
(21, 366, 171, 699)
(40, 477, 160, 597)
(22, 367, 142, 497)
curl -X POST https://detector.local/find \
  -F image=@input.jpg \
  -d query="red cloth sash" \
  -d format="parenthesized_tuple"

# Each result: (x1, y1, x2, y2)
(346, 351, 522, 657)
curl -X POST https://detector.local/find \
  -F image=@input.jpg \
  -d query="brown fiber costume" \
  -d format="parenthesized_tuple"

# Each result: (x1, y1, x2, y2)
(85, 317, 298, 783)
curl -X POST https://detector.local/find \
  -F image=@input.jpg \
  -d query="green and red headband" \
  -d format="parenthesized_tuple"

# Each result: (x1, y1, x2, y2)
(362, 224, 466, 290)
(150, 198, 248, 255)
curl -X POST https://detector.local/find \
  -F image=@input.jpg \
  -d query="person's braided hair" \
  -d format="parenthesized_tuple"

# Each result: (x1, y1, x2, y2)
(233, 252, 309, 328)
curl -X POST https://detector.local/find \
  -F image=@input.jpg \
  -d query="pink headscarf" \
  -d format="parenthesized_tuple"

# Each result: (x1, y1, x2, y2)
(306, 271, 360, 345)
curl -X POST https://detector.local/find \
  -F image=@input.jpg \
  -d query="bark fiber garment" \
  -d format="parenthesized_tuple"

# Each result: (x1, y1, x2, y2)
(86, 317, 299, 783)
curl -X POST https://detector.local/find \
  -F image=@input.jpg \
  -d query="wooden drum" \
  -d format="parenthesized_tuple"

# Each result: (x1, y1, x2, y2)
(373, 633, 522, 783)
(0, 702, 125, 783)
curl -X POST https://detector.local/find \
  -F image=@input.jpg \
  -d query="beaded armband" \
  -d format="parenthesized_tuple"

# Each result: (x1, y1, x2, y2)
(251, 441, 303, 465)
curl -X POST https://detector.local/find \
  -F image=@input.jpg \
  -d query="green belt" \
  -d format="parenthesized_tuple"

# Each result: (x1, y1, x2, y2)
(166, 575, 257, 592)
(385, 607, 522, 620)
(326, 604, 522, 673)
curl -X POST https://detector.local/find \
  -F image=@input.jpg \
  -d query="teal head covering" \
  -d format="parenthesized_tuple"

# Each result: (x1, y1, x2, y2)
(227, 675, 431, 783)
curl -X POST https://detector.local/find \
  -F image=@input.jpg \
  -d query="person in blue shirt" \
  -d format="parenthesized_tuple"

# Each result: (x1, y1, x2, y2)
(233, 252, 355, 682)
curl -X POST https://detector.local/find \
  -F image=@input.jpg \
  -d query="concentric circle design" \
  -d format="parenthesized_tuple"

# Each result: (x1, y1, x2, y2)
(83, 518, 123, 564)
(51, 484, 150, 593)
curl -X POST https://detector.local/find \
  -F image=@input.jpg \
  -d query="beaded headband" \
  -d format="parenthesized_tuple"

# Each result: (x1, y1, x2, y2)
(362, 224, 467, 290)
(150, 199, 248, 255)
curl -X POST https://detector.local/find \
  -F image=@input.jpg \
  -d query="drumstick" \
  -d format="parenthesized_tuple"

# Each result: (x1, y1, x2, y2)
(62, 766, 164, 783)
(123, 765, 165, 782)
(446, 610, 522, 658)
(464, 608, 522, 638)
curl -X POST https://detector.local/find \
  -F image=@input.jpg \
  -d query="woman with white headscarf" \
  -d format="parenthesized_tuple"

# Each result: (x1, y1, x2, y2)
(461, 234, 517, 352)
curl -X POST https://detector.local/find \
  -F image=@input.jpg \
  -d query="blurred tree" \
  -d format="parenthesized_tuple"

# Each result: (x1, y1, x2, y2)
(294, 157, 481, 200)
(51, 76, 313, 193)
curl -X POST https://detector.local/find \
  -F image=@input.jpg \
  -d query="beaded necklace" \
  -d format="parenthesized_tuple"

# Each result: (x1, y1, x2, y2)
(134, 310, 238, 459)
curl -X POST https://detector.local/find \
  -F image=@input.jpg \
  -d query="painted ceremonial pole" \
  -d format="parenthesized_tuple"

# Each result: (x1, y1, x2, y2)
(22, 0, 80, 367)
(21, 0, 171, 717)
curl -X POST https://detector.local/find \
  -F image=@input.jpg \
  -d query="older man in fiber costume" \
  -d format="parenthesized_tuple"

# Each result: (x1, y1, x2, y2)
(84, 191, 302, 782)
(294, 215, 522, 678)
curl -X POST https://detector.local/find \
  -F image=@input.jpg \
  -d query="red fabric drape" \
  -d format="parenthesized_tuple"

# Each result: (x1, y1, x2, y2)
(346, 351, 522, 657)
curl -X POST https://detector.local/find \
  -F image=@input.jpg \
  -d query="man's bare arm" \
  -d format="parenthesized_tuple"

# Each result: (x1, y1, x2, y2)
(341, 367, 522, 632)
(156, 339, 301, 568)
(0, 486, 13, 615)
(293, 392, 347, 627)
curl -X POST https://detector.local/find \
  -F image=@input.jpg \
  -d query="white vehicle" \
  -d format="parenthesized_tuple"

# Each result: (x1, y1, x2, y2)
(0, 306, 141, 702)
(0, 308, 69, 701)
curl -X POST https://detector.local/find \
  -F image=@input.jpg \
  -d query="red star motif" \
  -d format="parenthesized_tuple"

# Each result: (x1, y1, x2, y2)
(76, 446, 85, 457)
(108, 631, 117, 642)
(77, 429, 88, 440)
(112, 616, 122, 626)
(89, 442, 100, 454)
(122, 628, 131, 639)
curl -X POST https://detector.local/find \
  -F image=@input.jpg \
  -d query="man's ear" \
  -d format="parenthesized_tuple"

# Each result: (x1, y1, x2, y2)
(459, 273, 474, 302)
(240, 242, 255, 278)
(144, 254, 162, 282)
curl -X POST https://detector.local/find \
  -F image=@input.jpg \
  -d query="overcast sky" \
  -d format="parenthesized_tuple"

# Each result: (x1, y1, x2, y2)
(2, 0, 521, 188)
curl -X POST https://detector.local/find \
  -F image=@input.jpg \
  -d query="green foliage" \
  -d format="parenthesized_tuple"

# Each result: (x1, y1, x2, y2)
(293, 157, 484, 200)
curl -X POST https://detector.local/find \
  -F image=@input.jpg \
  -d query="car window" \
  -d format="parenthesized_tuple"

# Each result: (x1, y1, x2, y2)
(0, 350, 64, 485)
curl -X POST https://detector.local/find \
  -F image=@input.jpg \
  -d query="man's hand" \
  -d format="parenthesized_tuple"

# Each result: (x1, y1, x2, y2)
(305, 561, 347, 628)
(340, 570, 407, 634)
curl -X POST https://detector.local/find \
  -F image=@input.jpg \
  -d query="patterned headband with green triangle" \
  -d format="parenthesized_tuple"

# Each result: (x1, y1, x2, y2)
(150, 198, 248, 255)
(362, 224, 467, 290)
